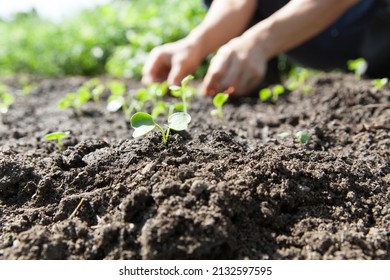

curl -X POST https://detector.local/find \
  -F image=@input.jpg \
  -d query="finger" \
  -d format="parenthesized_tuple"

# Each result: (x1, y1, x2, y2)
(167, 57, 188, 86)
(237, 65, 265, 96)
(219, 55, 241, 92)
(236, 73, 255, 96)
(142, 49, 170, 84)
(202, 52, 230, 96)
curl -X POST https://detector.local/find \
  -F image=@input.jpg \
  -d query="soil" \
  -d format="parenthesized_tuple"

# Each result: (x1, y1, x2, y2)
(0, 73, 389, 260)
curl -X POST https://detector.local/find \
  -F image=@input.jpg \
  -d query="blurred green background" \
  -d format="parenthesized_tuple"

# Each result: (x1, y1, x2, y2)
(0, 0, 206, 78)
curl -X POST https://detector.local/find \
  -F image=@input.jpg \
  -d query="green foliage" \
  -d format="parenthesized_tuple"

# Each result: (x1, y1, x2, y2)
(347, 58, 367, 80)
(211, 93, 229, 122)
(131, 111, 191, 145)
(0, 1, 206, 78)
(259, 84, 285, 102)
(44, 131, 70, 150)
(372, 78, 388, 89)
(58, 86, 91, 115)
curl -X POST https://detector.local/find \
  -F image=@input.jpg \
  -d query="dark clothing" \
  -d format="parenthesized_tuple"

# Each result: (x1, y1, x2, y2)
(203, 0, 390, 78)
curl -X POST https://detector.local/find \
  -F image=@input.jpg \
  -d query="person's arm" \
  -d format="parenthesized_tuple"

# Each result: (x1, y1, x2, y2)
(246, 0, 359, 60)
(203, 0, 360, 96)
(142, 0, 257, 85)
(186, 0, 258, 60)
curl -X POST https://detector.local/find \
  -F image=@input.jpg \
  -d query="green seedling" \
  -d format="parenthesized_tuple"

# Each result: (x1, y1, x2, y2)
(148, 81, 168, 100)
(169, 75, 196, 113)
(211, 93, 229, 122)
(295, 131, 310, 144)
(21, 83, 38, 96)
(372, 78, 388, 89)
(44, 131, 70, 150)
(83, 79, 105, 107)
(58, 86, 91, 115)
(131, 111, 191, 145)
(286, 67, 313, 94)
(259, 84, 285, 102)
(145, 82, 169, 118)
(347, 58, 367, 80)
(0, 90, 14, 115)
(106, 81, 133, 118)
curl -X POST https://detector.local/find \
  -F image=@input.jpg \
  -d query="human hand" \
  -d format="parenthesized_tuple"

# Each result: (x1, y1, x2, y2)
(202, 34, 267, 97)
(142, 39, 203, 86)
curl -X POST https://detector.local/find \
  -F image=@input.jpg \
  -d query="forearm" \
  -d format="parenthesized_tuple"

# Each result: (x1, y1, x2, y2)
(244, 0, 360, 59)
(186, 0, 257, 59)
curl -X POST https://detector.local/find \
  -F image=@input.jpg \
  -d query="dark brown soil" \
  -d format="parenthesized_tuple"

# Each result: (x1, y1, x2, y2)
(0, 73, 389, 260)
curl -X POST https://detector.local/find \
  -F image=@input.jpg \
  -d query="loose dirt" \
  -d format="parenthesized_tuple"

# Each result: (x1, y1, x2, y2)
(0, 73, 389, 259)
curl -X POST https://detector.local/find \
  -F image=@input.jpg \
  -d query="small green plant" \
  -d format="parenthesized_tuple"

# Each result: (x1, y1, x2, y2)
(169, 75, 196, 113)
(211, 93, 229, 122)
(58, 86, 91, 115)
(347, 58, 367, 80)
(286, 67, 313, 94)
(295, 131, 310, 144)
(106, 80, 133, 118)
(259, 84, 285, 102)
(131, 111, 191, 145)
(44, 131, 70, 150)
(372, 78, 388, 89)
(21, 83, 38, 96)
(83, 78, 105, 106)
(0, 86, 14, 114)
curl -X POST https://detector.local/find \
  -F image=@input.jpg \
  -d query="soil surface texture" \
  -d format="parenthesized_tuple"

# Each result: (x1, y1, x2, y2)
(0, 73, 389, 260)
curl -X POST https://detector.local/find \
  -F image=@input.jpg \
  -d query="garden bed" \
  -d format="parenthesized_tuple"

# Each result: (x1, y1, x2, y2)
(0, 73, 389, 259)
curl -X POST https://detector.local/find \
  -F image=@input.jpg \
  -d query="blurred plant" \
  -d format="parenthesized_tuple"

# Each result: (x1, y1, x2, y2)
(372, 78, 388, 89)
(347, 58, 367, 80)
(0, 1, 206, 78)
(259, 84, 285, 102)
(58, 86, 91, 116)
(211, 93, 229, 122)
(286, 67, 313, 94)
(295, 131, 310, 144)
(0, 84, 14, 115)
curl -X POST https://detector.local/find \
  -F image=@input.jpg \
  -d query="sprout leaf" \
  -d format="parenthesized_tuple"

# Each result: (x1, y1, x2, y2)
(131, 112, 156, 138)
(168, 112, 191, 131)
(213, 93, 229, 108)
(295, 131, 310, 144)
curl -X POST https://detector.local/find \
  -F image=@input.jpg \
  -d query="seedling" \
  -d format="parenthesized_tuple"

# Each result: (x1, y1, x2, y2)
(106, 81, 133, 118)
(21, 83, 38, 96)
(259, 84, 285, 102)
(131, 111, 191, 145)
(169, 75, 196, 113)
(347, 58, 367, 80)
(58, 86, 91, 115)
(44, 131, 70, 150)
(295, 131, 310, 144)
(145, 82, 169, 118)
(286, 67, 312, 94)
(0, 91, 14, 115)
(211, 93, 229, 122)
(372, 78, 388, 89)
(82, 79, 105, 107)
